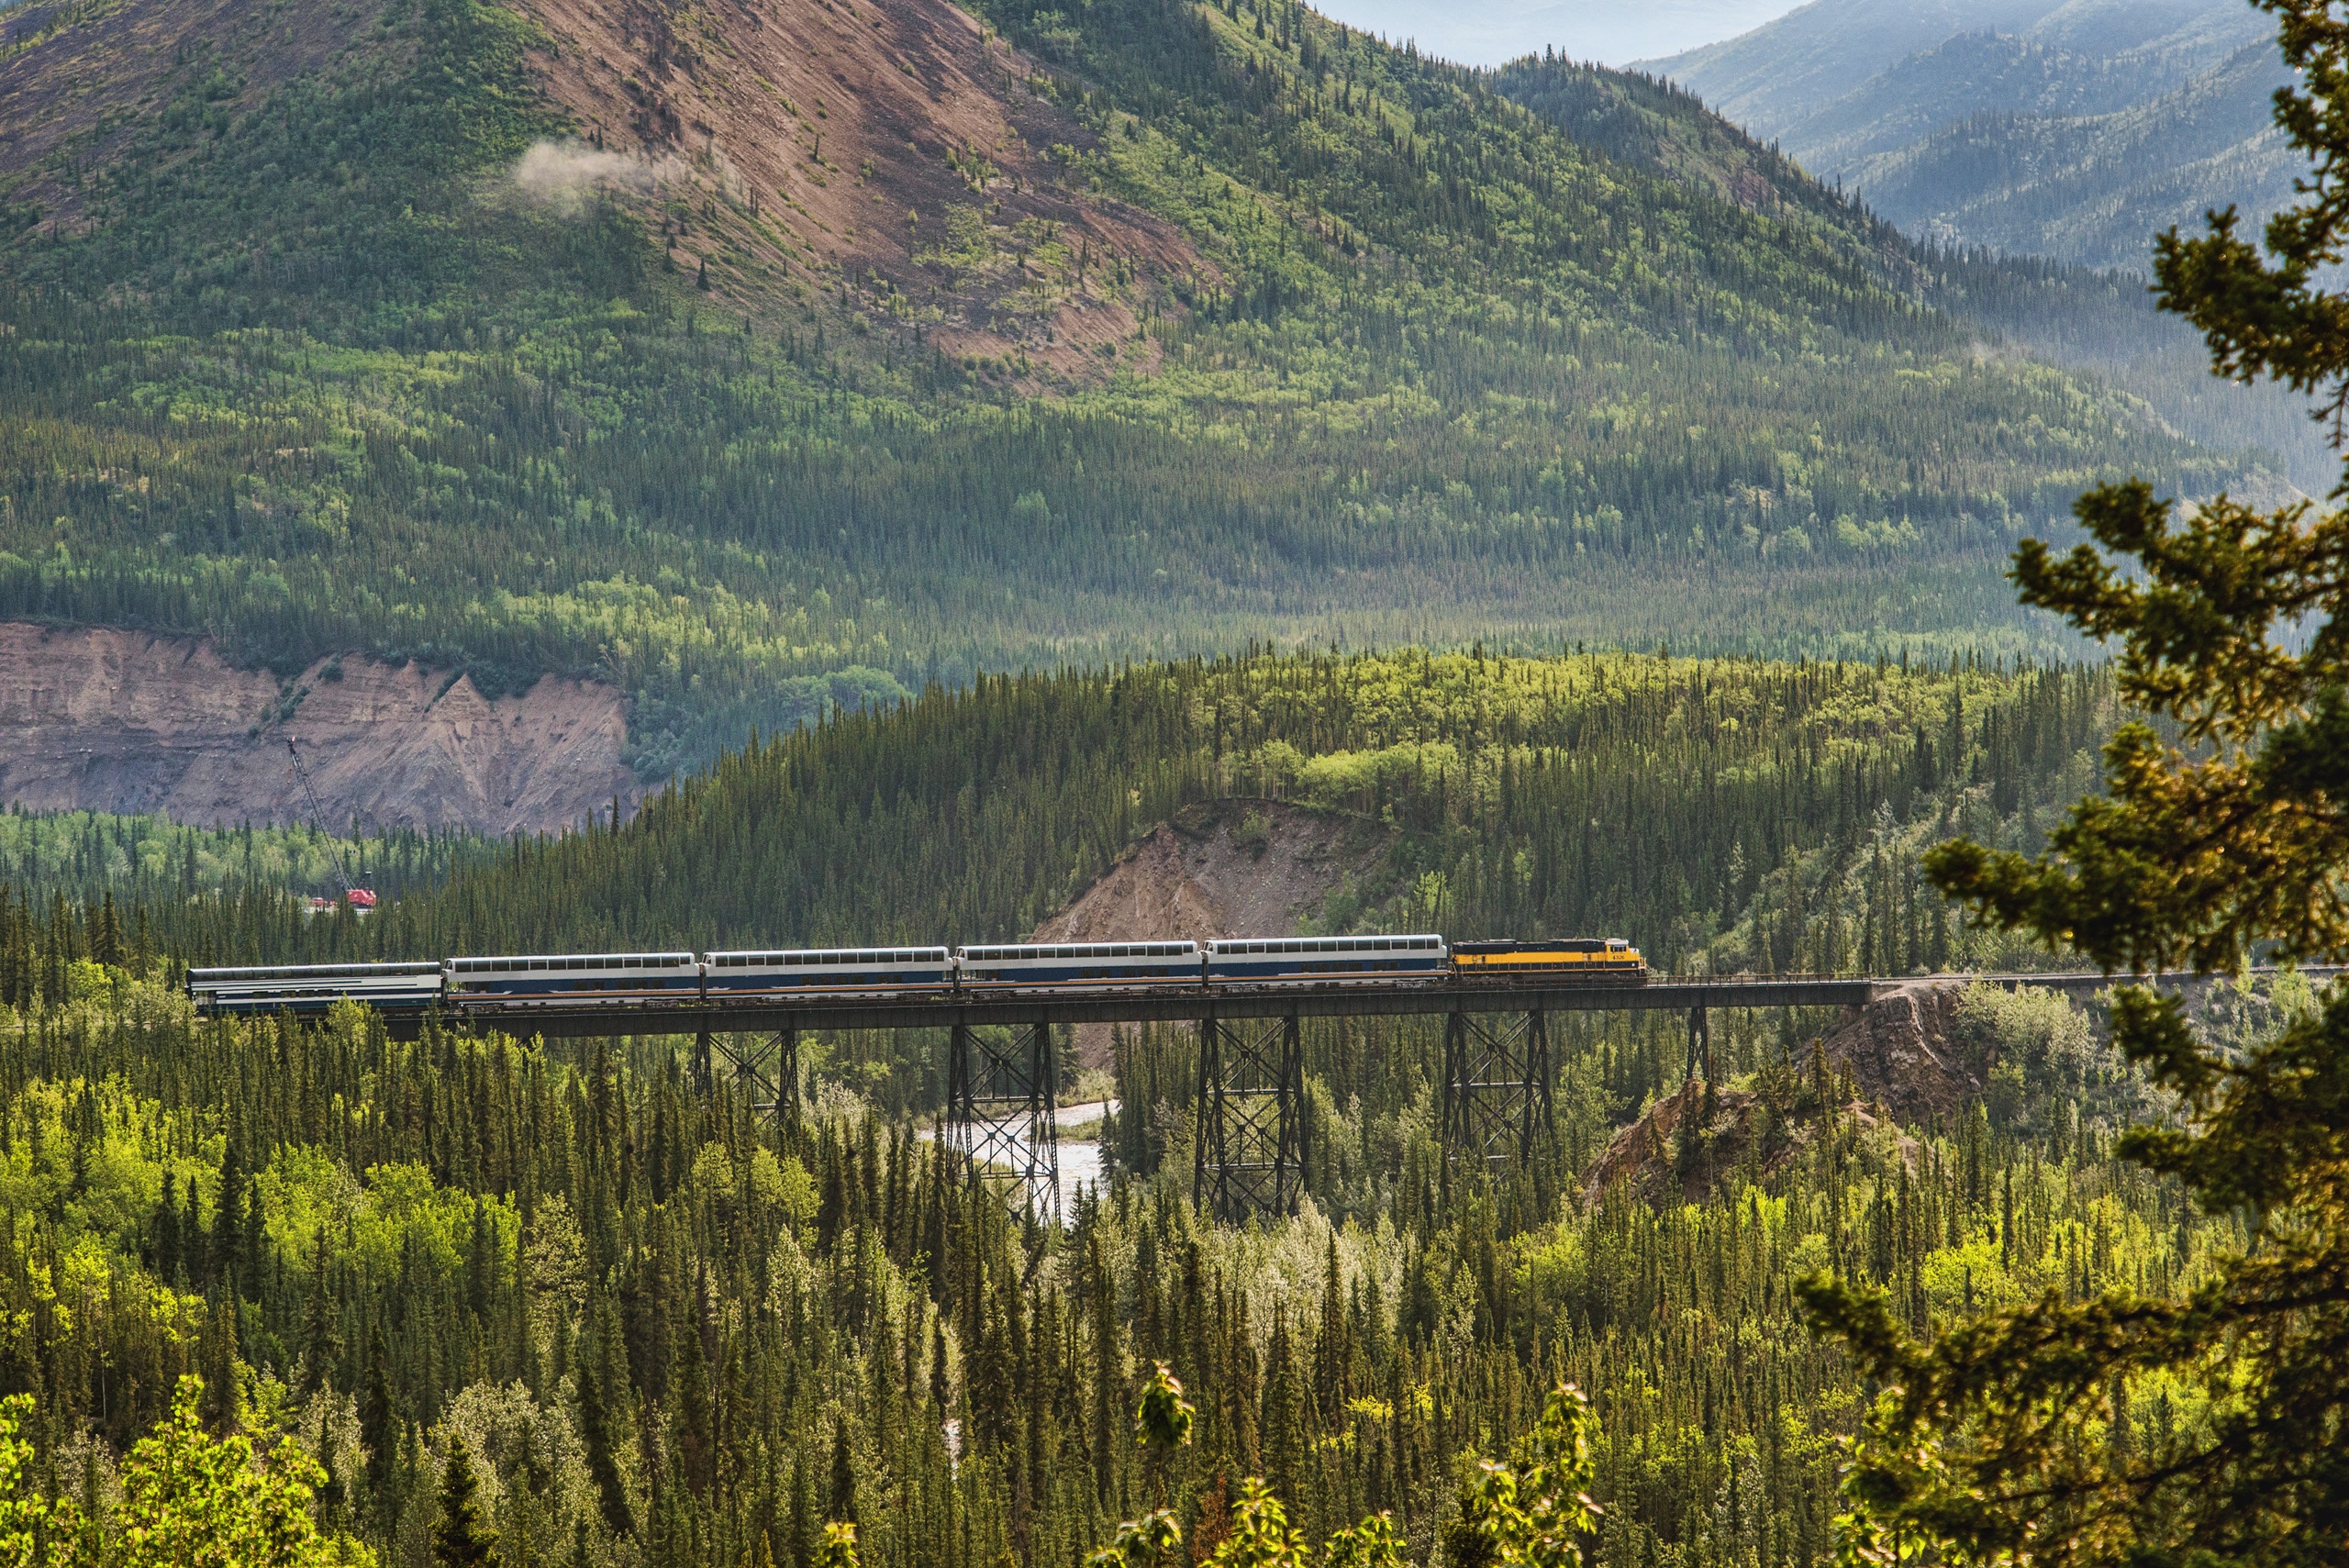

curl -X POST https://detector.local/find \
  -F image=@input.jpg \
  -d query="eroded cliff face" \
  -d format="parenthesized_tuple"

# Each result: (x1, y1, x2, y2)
(0, 625, 640, 836)
(1030, 799, 1394, 1066)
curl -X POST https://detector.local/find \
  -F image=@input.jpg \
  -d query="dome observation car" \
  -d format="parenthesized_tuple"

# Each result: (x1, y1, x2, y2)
(1205, 934, 1448, 984)
(185, 962, 444, 1015)
(955, 941, 1203, 989)
(444, 952, 701, 1006)
(704, 947, 952, 996)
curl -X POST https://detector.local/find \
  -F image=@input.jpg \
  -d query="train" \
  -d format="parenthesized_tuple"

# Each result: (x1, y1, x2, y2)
(185, 934, 1645, 1016)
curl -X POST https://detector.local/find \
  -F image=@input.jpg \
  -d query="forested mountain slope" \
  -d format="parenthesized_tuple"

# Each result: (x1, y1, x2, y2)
(1489, 49, 2338, 495)
(0, 0, 2264, 775)
(1843, 34, 2297, 271)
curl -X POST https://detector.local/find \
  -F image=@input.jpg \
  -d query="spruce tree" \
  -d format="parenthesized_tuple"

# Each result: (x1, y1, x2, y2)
(1811, 5, 2349, 1559)
(431, 1444, 500, 1568)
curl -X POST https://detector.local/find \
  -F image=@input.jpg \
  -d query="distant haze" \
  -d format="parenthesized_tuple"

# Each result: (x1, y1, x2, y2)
(1312, 0, 1805, 67)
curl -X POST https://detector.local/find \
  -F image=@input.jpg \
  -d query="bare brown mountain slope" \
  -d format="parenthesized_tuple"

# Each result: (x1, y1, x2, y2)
(512, 0, 1199, 378)
(0, 0, 1200, 382)
(0, 625, 638, 835)
(0, 0, 363, 235)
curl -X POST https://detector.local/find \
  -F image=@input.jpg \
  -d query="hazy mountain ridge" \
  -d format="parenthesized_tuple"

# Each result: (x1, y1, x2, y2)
(1845, 37, 2299, 270)
(1643, 0, 2300, 272)
(1492, 50, 2338, 494)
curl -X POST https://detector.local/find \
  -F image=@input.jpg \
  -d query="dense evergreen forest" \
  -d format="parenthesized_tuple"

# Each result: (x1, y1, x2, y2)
(0, 643, 2287, 1566)
(0, 895, 2264, 1567)
(0, 0, 2260, 773)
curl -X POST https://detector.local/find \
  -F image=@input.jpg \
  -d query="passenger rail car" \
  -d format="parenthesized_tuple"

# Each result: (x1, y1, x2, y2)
(447, 952, 701, 1006)
(1453, 938, 1646, 983)
(1207, 934, 1448, 985)
(187, 962, 444, 1016)
(957, 941, 1202, 990)
(706, 947, 952, 997)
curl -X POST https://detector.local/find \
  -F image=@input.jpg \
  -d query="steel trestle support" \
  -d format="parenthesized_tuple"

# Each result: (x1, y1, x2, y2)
(1441, 1008, 1553, 1174)
(945, 1018, 1061, 1225)
(710, 1026, 799, 1131)
(1194, 1012, 1306, 1220)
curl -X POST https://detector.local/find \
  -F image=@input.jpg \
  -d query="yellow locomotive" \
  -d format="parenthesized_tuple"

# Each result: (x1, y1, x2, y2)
(1452, 937, 1647, 983)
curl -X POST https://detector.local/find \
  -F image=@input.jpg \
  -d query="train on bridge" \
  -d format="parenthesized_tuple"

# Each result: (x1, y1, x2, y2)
(186, 935, 1646, 1017)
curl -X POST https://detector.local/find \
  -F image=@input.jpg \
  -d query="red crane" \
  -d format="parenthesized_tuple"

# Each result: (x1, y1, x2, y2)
(284, 738, 377, 911)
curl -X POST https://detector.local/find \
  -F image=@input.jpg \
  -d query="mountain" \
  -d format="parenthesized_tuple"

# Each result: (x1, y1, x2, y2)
(1488, 51, 2337, 494)
(1641, 0, 2304, 271)
(0, 0, 2279, 783)
(1635, 0, 2069, 131)
(1841, 34, 2297, 269)
(1305, 0, 1802, 69)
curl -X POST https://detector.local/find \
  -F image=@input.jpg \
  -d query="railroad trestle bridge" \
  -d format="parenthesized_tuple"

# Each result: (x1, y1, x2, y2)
(428, 971, 2174, 1224)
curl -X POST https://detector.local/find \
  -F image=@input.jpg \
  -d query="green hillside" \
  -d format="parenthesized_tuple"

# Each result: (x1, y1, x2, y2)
(0, 0, 2253, 773)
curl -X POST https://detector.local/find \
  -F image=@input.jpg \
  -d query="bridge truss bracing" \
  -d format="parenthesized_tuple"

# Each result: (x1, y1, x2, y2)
(1441, 1008, 1553, 1173)
(702, 1026, 800, 1130)
(946, 1019, 1062, 1225)
(1193, 1012, 1306, 1221)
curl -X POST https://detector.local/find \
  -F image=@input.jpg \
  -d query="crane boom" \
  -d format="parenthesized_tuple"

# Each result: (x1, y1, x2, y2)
(284, 739, 376, 909)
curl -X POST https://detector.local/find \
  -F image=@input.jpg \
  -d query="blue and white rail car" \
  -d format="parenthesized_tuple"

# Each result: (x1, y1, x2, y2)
(187, 962, 445, 1016)
(1206, 934, 1448, 985)
(956, 941, 1203, 990)
(446, 952, 701, 1007)
(704, 947, 952, 997)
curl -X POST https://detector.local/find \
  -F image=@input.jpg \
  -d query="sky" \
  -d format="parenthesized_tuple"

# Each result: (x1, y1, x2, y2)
(1310, 0, 1808, 68)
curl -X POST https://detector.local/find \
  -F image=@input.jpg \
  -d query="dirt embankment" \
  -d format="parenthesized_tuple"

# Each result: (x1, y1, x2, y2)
(1583, 1078, 1920, 1207)
(1031, 800, 1392, 1065)
(0, 625, 639, 836)
(1814, 982, 1987, 1121)
(1032, 800, 1384, 947)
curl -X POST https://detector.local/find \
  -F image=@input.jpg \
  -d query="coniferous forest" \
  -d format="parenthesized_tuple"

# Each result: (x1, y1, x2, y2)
(0, 644, 2250, 1568)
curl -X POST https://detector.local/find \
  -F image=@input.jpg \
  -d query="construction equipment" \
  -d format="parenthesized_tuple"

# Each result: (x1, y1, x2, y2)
(284, 738, 377, 911)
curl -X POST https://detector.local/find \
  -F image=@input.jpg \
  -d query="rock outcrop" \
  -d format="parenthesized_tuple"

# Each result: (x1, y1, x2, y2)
(0, 624, 640, 836)
(1581, 981, 1972, 1205)
(1814, 981, 1987, 1121)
